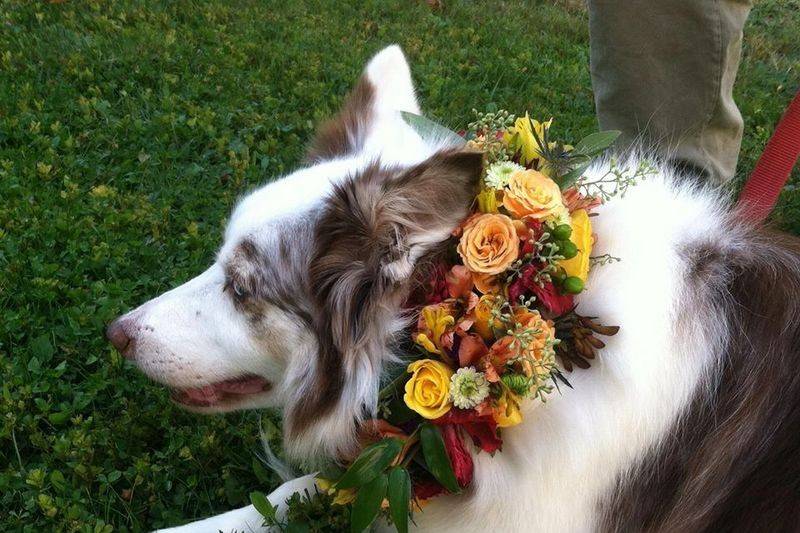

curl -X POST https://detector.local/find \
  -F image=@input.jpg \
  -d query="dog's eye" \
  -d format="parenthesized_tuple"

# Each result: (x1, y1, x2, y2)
(232, 281, 248, 299)
(226, 279, 249, 301)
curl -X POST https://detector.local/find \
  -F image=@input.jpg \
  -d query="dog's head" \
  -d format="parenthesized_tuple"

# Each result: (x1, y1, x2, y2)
(107, 45, 481, 462)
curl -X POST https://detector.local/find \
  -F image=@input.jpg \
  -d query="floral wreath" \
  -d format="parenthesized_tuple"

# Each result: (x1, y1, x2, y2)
(252, 110, 653, 532)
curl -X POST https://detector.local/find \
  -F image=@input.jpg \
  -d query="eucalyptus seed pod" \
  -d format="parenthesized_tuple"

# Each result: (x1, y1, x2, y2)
(555, 311, 619, 372)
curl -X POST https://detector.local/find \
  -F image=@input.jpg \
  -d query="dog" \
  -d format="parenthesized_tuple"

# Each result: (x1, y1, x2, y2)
(107, 45, 800, 532)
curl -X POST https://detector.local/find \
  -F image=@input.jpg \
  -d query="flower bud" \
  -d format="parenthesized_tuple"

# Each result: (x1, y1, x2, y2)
(551, 224, 572, 240)
(558, 240, 578, 259)
(563, 276, 584, 294)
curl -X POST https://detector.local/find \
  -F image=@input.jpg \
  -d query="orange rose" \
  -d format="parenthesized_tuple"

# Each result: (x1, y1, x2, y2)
(473, 272, 501, 294)
(502, 169, 565, 220)
(457, 213, 519, 275)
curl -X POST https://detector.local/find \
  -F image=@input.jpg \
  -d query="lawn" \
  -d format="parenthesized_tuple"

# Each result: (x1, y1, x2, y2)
(1, 0, 797, 531)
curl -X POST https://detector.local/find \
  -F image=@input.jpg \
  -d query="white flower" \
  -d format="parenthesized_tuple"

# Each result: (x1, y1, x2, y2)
(449, 367, 490, 409)
(485, 161, 524, 189)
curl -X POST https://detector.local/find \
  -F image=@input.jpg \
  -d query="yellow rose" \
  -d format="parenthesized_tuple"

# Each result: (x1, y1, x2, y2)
(494, 389, 523, 428)
(559, 209, 593, 283)
(502, 169, 565, 220)
(404, 359, 454, 419)
(457, 213, 519, 275)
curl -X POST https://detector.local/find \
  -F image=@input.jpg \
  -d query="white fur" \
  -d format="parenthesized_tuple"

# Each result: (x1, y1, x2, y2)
(117, 46, 435, 409)
(156, 475, 317, 533)
(128, 46, 738, 532)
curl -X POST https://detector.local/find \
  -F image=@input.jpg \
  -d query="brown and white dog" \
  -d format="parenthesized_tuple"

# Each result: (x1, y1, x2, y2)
(107, 46, 800, 532)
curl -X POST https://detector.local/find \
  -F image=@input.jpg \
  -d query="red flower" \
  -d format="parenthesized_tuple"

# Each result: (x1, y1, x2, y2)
(531, 280, 574, 316)
(411, 423, 479, 500)
(508, 264, 537, 304)
(427, 264, 450, 304)
(525, 218, 544, 242)
(508, 264, 574, 316)
(440, 424, 473, 488)
(434, 408, 503, 454)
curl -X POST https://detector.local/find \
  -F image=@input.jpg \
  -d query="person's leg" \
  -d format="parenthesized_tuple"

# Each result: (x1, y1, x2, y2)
(587, 0, 753, 184)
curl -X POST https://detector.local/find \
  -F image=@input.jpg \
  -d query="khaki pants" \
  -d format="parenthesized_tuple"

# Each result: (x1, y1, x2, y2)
(588, 0, 753, 183)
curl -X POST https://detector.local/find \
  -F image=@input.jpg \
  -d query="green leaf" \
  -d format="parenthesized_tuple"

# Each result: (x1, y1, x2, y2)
(317, 462, 345, 482)
(573, 130, 620, 156)
(336, 438, 402, 489)
(558, 159, 592, 190)
(30, 334, 54, 362)
(385, 394, 417, 425)
(49, 470, 66, 491)
(419, 423, 460, 494)
(387, 467, 411, 533)
(350, 473, 388, 533)
(47, 410, 71, 425)
(250, 491, 277, 521)
(400, 111, 465, 147)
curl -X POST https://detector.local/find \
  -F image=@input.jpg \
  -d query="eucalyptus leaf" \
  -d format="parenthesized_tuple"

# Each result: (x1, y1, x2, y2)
(558, 159, 592, 190)
(400, 111, 465, 147)
(336, 438, 402, 489)
(387, 467, 411, 533)
(573, 130, 620, 156)
(249, 491, 277, 521)
(419, 423, 461, 494)
(350, 473, 388, 533)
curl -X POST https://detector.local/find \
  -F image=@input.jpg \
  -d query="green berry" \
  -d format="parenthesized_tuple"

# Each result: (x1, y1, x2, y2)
(563, 276, 585, 294)
(551, 224, 572, 240)
(553, 268, 568, 283)
(559, 240, 578, 259)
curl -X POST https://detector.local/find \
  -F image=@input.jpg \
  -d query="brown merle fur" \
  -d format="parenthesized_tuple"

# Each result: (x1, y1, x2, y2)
(601, 226, 800, 532)
(223, 228, 315, 329)
(305, 76, 375, 163)
(285, 150, 482, 450)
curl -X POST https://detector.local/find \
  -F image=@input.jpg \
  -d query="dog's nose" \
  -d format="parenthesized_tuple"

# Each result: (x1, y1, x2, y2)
(106, 318, 135, 359)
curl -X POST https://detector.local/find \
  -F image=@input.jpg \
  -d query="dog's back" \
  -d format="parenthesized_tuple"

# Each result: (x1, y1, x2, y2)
(603, 222, 800, 531)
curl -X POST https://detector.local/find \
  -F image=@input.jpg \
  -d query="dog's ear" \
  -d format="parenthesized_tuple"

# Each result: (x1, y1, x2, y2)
(306, 45, 419, 163)
(284, 149, 481, 462)
(313, 148, 483, 327)
(313, 147, 483, 352)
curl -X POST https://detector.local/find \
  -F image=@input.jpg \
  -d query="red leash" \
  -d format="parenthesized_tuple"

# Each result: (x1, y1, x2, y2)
(737, 88, 800, 224)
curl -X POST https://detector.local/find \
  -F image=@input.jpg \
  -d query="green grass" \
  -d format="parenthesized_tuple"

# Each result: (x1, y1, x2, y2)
(1, 0, 797, 531)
